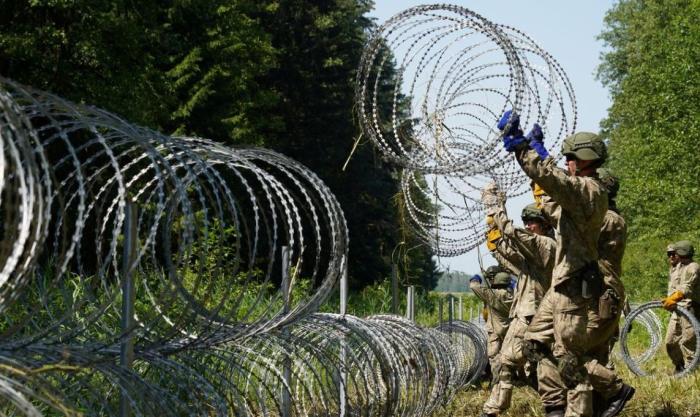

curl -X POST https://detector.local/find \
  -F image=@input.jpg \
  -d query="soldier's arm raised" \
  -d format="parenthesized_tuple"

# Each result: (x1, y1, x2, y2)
(514, 148, 595, 216)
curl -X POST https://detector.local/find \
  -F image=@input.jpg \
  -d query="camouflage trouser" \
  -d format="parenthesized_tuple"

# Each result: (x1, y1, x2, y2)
(487, 330, 505, 383)
(665, 310, 697, 368)
(524, 285, 623, 416)
(483, 317, 530, 414)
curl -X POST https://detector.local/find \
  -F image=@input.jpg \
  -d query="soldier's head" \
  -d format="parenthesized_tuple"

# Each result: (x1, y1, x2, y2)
(484, 265, 502, 282)
(521, 203, 549, 236)
(667, 243, 680, 266)
(561, 132, 607, 177)
(673, 240, 695, 263)
(491, 272, 511, 288)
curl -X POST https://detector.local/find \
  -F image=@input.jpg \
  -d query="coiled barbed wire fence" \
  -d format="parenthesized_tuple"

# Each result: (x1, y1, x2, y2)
(356, 4, 577, 255)
(612, 303, 664, 365)
(619, 301, 700, 378)
(0, 72, 491, 416)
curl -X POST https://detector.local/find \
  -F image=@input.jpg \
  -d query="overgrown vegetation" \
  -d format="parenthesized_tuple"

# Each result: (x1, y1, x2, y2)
(0, 0, 438, 291)
(442, 350, 700, 417)
(598, 0, 700, 303)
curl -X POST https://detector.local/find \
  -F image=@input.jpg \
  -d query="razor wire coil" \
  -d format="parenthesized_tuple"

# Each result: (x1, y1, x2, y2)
(0, 74, 489, 416)
(356, 4, 577, 256)
(620, 301, 700, 378)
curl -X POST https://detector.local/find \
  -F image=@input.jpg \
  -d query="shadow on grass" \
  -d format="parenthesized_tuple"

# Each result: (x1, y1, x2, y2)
(650, 401, 681, 417)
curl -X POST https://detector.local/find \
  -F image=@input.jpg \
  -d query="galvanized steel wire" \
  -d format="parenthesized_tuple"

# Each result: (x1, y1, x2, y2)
(0, 76, 488, 416)
(619, 301, 700, 377)
(356, 4, 577, 255)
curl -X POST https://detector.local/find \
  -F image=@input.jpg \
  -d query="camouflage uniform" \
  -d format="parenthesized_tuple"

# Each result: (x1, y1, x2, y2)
(565, 208, 627, 415)
(665, 260, 700, 368)
(470, 278, 514, 377)
(483, 203, 555, 415)
(514, 148, 622, 416)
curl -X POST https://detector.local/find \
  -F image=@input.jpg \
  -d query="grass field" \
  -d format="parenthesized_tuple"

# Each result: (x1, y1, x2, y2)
(437, 353, 700, 417)
(324, 283, 700, 416)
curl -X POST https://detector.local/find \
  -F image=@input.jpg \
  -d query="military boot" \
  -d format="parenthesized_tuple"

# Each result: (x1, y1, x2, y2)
(600, 384, 635, 417)
(544, 406, 564, 417)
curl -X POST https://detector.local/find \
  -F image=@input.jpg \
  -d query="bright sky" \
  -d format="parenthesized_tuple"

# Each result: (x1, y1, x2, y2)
(369, 1, 616, 275)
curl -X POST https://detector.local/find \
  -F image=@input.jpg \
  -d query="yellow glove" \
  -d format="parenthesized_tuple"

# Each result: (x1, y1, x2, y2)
(532, 182, 546, 209)
(482, 307, 489, 321)
(486, 228, 501, 252)
(486, 215, 495, 226)
(663, 290, 684, 311)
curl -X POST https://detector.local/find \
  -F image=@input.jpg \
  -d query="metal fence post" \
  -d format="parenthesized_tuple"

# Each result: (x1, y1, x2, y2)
(458, 296, 463, 321)
(281, 246, 292, 417)
(120, 201, 137, 417)
(448, 295, 454, 328)
(438, 297, 443, 327)
(405, 286, 415, 321)
(339, 256, 347, 417)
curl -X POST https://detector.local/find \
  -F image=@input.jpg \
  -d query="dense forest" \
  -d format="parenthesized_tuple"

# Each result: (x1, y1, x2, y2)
(0, 0, 439, 291)
(598, 0, 700, 301)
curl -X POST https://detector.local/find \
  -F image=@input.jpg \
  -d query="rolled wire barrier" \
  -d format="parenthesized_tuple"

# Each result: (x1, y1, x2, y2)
(619, 301, 700, 378)
(0, 74, 488, 416)
(0, 2, 589, 412)
(356, 4, 577, 255)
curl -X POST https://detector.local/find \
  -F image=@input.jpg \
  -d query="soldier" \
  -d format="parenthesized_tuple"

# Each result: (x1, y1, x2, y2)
(498, 112, 634, 417)
(582, 168, 628, 415)
(663, 240, 700, 371)
(595, 169, 628, 367)
(486, 213, 524, 281)
(470, 269, 514, 383)
(480, 197, 555, 417)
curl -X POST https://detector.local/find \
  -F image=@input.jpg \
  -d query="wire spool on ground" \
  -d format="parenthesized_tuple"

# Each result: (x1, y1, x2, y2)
(620, 301, 700, 377)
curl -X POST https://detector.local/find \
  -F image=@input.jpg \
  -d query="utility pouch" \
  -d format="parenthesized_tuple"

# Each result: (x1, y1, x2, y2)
(579, 263, 602, 299)
(598, 288, 620, 320)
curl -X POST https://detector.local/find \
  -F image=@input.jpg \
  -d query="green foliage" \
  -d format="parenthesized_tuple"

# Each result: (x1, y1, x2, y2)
(0, 0, 439, 291)
(253, 0, 438, 289)
(321, 278, 482, 327)
(598, 0, 700, 301)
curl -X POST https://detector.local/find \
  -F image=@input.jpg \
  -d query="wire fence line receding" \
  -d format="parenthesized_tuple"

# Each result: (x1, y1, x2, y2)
(0, 76, 488, 416)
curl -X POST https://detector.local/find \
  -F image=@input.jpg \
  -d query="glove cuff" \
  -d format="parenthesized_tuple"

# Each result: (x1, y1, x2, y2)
(529, 139, 550, 159)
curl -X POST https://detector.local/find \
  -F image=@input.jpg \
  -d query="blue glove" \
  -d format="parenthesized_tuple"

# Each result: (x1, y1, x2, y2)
(526, 123, 549, 159)
(497, 110, 520, 136)
(508, 277, 517, 291)
(503, 134, 526, 152)
(470, 274, 482, 284)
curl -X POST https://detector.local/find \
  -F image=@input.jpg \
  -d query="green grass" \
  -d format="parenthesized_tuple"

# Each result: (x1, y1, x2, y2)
(434, 352, 700, 417)
(335, 280, 700, 416)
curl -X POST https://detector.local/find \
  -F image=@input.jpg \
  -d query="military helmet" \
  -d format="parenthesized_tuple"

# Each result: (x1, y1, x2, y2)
(597, 167, 620, 198)
(521, 203, 546, 223)
(492, 272, 511, 286)
(561, 132, 607, 162)
(674, 240, 695, 257)
(484, 265, 501, 279)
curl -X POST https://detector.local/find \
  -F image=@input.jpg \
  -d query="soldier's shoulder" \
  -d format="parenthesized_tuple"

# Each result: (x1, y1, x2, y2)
(534, 233, 556, 248)
(603, 209, 626, 227)
(687, 262, 700, 273)
(583, 175, 607, 193)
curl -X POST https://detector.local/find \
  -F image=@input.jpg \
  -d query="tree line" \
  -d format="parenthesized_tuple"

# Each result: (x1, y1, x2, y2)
(598, 0, 700, 300)
(0, 0, 439, 291)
